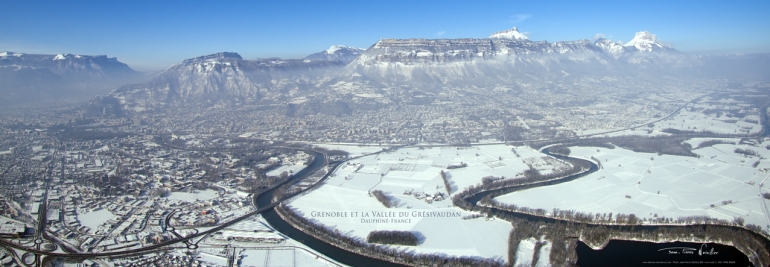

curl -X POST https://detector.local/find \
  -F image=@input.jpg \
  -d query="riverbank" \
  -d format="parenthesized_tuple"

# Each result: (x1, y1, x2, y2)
(456, 148, 769, 266)
(268, 144, 769, 267)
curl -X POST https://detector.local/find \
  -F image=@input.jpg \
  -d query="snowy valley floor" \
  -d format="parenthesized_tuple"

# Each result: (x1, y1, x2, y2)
(497, 141, 770, 229)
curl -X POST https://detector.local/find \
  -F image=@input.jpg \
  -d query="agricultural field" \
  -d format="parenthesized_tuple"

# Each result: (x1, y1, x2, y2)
(497, 139, 770, 228)
(287, 145, 572, 261)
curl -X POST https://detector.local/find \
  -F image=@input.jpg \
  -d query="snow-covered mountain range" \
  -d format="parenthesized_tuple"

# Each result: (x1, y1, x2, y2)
(0, 51, 137, 79)
(105, 52, 345, 112)
(345, 28, 690, 84)
(78, 28, 769, 115)
(0, 51, 142, 106)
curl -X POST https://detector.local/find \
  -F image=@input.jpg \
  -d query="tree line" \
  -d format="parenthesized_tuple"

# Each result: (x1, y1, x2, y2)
(548, 146, 570, 156)
(695, 139, 736, 149)
(372, 190, 395, 208)
(449, 152, 770, 267)
(367, 230, 418, 246)
(491, 207, 769, 267)
(452, 156, 592, 212)
(276, 205, 503, 267)
(531, 134, 762, 158)
(440, 170, 452, 195)
(735, 148, 760, 157)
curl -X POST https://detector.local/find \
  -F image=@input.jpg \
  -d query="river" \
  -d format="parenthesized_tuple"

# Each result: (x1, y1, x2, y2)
(259, 148, 758, 266)
(466, 149, 757, 266)
(255, 151, 406, 267)
(576, 240, 753, 267)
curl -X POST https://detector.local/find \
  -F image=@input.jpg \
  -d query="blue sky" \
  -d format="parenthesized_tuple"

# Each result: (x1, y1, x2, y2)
(2, 0, 768, 71)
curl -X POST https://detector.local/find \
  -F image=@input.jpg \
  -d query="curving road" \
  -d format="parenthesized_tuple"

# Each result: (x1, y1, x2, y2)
(0, 150, 328, 260)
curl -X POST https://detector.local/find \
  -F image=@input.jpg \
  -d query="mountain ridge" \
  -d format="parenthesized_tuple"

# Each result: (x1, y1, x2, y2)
(106, 52, 346, 112)
(0, 51, 144, 107)
(82, 28, 769, 116)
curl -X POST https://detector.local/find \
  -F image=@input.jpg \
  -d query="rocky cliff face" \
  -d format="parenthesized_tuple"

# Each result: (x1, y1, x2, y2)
(84, 28, 769, 116)
(345, 28, 689, 85)
(350, 29, 611, 65)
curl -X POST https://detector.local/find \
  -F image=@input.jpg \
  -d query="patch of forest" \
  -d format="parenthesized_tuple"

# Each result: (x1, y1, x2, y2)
(533, 136, 699, 157)
(276, 205, 503, 267)
(367, 230, 418, 246)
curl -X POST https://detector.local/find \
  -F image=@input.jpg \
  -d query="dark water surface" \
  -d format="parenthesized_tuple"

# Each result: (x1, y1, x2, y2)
(577, 240, 754, 267)
(257, 151, 407, 267)
(258, 150, 756, 267)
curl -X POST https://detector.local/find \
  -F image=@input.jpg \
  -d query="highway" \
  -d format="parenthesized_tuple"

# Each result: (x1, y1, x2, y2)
(0, 184, 309, 258)
(0, 150, 328, 259)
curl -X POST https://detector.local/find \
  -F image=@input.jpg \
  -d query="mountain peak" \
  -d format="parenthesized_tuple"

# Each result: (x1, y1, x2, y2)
(489, 27, 528, 41)
(305, 45, 365, 63)
(0, 51, 24, 57)
(624, 31, 672, 52)
(53, 53, 85, 60)
(325, 45, 363, 54)
(594, 38, 626, 57)
(182, 52, 242, 63)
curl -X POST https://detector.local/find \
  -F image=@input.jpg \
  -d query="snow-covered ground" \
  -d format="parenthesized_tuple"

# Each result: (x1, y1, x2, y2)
(196, 252, 228, 267)
(513, 237, 536, 267)
(200, 215, 344, 267)
(239, 247, 338, 267)
(0, 216, 26, 234)
(579, 95, 762, 139)
(266, 164, 307, 177)
(167, 189, 221, 202)
(496, 143, 770, 229)
(288, 145, 572, 262)
(510, 236, 553, 267)
(653, 108, 761, 135)
(536, 240, 552, 267)
(77, 209, 115, 229)
(683, 138, 742, 148)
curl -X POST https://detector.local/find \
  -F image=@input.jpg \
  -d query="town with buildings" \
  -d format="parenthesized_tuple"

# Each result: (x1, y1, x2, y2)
(1, 2, 769, 265)
(0, 79, 767, 266)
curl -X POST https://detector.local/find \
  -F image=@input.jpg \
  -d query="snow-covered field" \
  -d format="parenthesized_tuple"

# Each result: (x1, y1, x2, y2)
(77, 209, 115, 229)
(580, 95, 762, 139)
(497, 142, 770, 228)
(200, 215, 344, 267)
(266, 164, 307, 177)
(196, 252, 228, 267)
(239, 247, 338, 267)
(167, 189, 220, 202)
(653, 107, 761, 135)
(537, 241, 552, 267)
(288, 145, 569, 262)
(513, 237, 537, 267)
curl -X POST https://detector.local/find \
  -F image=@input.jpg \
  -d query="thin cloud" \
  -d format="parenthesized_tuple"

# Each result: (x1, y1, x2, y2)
(436, 31, 446, 36)
(508, 14, 532, 23)
(594, 33, 605, 40)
